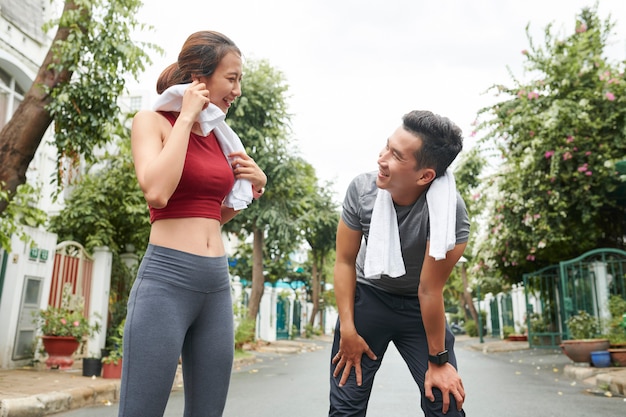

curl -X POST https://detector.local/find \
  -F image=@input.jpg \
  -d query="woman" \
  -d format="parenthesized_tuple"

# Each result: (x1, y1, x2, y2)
(119, 31, 267, 417)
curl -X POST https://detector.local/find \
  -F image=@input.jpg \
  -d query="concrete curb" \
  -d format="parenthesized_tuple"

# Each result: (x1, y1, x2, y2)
(596, 369, 626, 396)
(0, 380, 120, 417)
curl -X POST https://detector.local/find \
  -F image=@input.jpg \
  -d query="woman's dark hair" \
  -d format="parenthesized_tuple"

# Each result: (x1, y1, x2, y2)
(402, 110, 463, 178)
(156, 31, 241, 94)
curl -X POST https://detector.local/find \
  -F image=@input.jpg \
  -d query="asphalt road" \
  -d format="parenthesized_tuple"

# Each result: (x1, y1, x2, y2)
(53, 337, 626, 417)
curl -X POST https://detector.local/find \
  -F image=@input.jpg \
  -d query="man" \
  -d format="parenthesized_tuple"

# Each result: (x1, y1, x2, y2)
(329, 110, 470, 417)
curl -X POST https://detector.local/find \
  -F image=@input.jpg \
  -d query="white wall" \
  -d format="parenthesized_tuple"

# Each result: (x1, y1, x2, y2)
(0, 227, 57, 369)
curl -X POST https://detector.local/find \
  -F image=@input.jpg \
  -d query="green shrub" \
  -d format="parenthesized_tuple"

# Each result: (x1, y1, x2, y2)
(464, 320, 477, 337)
(234, 317, 256, 350)
(502, 325, 515, 339)
(566, 310, 600, 340)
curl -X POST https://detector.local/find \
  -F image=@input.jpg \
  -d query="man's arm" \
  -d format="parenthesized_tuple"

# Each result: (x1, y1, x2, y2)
(419, 241, 467, 414)
(331, 219, 377, 386)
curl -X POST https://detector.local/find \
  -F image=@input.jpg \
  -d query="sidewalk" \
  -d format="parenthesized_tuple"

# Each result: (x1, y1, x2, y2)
(1, 336, 624, 417)
(465, 336, 626, 398)
(0, 338, 328, 417)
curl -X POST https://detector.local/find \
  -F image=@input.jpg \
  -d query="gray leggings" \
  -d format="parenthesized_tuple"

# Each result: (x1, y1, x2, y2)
(118, 244, 234, 417)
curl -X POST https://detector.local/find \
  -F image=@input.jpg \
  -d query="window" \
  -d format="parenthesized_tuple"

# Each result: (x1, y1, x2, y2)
(129, 95, 143, 112)
(0, 66, 25, 129)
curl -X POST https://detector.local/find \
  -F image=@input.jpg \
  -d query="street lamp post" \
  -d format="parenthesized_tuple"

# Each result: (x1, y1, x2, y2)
(476, 283, 484, 344)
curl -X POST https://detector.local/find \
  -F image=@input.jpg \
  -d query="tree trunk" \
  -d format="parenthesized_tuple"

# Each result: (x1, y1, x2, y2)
(0, 0, 80, 214)
(246, 226, 265, 323)
(460, 263, 479, 324)
(308, 257, 320, 328)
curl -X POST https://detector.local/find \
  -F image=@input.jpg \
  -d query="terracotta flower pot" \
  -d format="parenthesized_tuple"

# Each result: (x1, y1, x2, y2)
(102, 359, 123, 379)
(41, 335, 80, 370)
(608, 348, 626, 367)
(560, 339, 610, 364)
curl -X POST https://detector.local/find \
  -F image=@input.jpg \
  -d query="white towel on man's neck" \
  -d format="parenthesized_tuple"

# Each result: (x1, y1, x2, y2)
(363, 169, 458, 278)
(363, 189, 406, 278)
(426, 169, 458, 261)
(152, 84, 253, 210)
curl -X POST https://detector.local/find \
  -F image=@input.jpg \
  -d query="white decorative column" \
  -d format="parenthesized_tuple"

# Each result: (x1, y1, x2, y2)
(88, 246, 112, 357)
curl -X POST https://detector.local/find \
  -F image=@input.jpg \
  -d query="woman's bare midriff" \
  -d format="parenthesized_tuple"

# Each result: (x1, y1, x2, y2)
(148, 218, 225, 257)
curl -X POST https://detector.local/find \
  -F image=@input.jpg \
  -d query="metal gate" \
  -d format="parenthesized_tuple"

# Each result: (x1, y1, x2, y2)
(276, 295, 290, 340)
(489, 298, 500, 337)
(523, 265, 564, 349)
(49, 241, 94, 317)
(524, 249, 626, 348)
(560, 248, 626, 337)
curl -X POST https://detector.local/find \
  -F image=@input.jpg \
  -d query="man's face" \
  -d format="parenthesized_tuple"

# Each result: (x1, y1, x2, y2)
(376, 126, 423, 193)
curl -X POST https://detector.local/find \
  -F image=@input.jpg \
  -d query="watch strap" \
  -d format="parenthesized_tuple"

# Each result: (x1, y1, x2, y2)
(428, 349, 449, 365)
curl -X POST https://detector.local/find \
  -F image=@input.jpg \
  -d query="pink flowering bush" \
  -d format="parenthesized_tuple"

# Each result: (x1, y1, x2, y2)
(472, 6, 626, 281)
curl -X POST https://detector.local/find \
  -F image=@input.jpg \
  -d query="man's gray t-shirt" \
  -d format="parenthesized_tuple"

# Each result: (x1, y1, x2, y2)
(342, 171, 470, 296)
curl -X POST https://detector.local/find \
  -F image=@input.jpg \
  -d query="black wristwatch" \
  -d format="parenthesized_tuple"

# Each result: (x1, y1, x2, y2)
(428, 350, 449, 365)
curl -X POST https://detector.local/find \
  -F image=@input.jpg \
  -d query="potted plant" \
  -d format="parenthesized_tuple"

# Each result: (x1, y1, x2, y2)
(102, 320, 124, 379)
(33, 284, 100, 370)
(560, 310, 610, 364)
(607, 295, 626, 366)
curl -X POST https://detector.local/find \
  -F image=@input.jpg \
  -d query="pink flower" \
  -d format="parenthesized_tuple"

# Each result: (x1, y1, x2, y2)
(563, 152, 573, 160)
(577, 163, 588, 172)
(585, 151, 591, 156)
(529, 131, 535, 137)
(73, 321, 80, 327)
(566, 135, 574, 143)
(576, 23, 587, 33)
(521, 49, 528, 55)
(527, 91, 539, 99)
(526, 255, 536, 261)
(585, 171, 592, 176)
(605, 92, 616, 101)
(60, 318, 67, 325)
(544, 150, 554, 159)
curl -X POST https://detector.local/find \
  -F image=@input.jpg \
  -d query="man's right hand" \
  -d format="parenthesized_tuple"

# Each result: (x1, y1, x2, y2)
(332, 329, 377, 387)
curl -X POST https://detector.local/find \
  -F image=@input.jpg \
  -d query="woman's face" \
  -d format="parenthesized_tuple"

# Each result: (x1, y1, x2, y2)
(200, 51, 243, 114)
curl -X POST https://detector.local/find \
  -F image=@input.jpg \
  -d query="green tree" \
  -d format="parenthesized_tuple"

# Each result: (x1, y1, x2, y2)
(48, 126, 150, 254)
(224, 59, 312, 323)
(449, 147, 487, 323)
(0, 0, 158, 216)
(475, 6, 626, 282)
(48, 121, 150, 340)
(300, 182, 340, 328)
(0, 183, 47, 250)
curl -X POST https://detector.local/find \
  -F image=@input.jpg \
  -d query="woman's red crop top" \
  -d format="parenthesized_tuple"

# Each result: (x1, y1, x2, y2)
(149, 112, 235, 223)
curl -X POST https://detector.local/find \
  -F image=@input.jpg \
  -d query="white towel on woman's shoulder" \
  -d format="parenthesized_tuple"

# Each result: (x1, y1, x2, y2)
(363, 169, 458, 278)
(152, 84, 253, 210)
